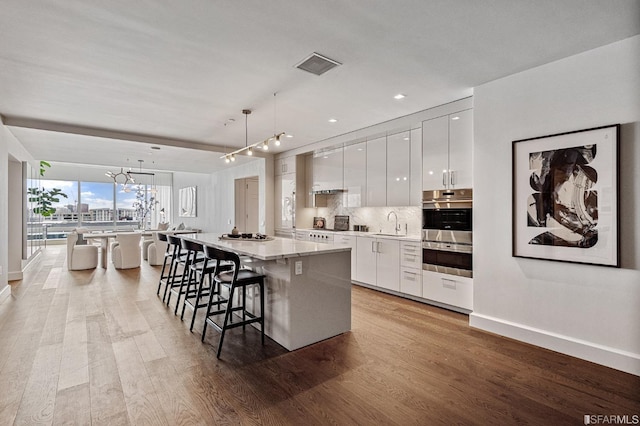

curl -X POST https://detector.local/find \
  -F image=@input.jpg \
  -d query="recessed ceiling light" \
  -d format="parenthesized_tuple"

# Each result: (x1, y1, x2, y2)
(328, 118, 338, 123)
(394, 94, 406, 100)
(451, 116, 460, 120)
(286, 134, 293, 138)
(403, 137, 409, 141)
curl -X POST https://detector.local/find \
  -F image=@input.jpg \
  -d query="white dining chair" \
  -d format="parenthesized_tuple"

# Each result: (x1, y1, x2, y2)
(111, 233, 142, 269)
(66, 231, 99, 270)
(147, 231, 168, 266)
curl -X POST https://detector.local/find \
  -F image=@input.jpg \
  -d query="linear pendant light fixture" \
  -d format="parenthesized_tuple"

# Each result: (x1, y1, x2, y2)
(221, 102, 287, 162)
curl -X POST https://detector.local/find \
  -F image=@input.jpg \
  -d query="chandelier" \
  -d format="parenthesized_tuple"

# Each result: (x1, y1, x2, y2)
(105, 167, 135, 185)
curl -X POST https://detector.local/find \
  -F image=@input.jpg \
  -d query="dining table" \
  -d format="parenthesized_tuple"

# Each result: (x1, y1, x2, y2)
(84, 229, 196, 268)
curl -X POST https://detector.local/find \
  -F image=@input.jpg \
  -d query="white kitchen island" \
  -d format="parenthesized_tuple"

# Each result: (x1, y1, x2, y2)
(181, 233, 352, 351)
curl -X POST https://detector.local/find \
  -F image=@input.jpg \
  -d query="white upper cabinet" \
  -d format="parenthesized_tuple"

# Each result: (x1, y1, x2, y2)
(410, 127, 422, 206)
(275, 156, 296, 176)
(386, 131, 411, 207)
(313, 147, 344, 191)
(366, 136, 387, 206)
(448, 109, 473, 189)
(422, 109, 473, 190)
(343, 141, 367, 207)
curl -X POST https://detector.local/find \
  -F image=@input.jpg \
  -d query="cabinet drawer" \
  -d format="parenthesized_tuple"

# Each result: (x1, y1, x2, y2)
(422, 270, 473, 310)
(400, 267, 422, 297)
(400, 241, 421, 268)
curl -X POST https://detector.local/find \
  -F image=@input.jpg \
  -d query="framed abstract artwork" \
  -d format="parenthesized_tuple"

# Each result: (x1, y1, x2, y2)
(512, 125, 620, 267)
(178, 186, 197, 217)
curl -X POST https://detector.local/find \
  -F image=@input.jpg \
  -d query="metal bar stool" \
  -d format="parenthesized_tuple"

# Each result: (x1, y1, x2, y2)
(201, 246, 266, 358)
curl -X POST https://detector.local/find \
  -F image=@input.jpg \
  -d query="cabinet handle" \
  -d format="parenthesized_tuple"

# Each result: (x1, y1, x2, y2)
(442, 171, 447, 186)
(442, 278, 456, 290)
(450, 170, 456, 186)
(371, 241, 376, 253)
(403, 271, 417, 281)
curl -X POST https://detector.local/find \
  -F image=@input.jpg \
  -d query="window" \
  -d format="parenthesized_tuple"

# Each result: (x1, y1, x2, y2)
(80, 181, 115, 230)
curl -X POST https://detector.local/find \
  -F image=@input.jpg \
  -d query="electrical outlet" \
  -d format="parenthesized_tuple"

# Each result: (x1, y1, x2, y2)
(295, 261, 302, 275)
(228, 219, 232, 225)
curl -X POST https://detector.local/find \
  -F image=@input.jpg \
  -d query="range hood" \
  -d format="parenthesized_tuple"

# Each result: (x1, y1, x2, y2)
(313, 189, 345, 195)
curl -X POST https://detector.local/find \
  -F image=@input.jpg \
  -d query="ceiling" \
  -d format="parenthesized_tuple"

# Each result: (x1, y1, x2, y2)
(1, 0, 639, 173)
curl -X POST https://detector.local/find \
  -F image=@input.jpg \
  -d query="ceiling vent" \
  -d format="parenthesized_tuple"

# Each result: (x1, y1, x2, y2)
(295, 52, 341, 76)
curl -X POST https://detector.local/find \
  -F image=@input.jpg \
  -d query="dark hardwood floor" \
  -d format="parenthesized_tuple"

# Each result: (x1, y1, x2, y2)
(0, 245, 638, 425)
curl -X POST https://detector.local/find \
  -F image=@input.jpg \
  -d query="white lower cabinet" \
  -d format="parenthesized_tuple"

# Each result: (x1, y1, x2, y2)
(422, 270, 473, 311)
(353, 237, 472, 312)
(355, 236, 400, 292)
(400, 268, 422, 297)
(356, 236, 377, 285)
(376, 239, 400, 292)
(400, 241, 422, 297)
(335, 235, 357, 281)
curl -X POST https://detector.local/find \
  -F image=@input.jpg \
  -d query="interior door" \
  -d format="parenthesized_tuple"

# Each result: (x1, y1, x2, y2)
(235, 176, 260, 233)
(245, 178, 259, 232)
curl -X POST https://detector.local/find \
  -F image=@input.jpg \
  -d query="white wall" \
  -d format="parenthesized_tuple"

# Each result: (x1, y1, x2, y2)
(471, 36, 640, 375)
(172, 157, 272, 234)
(0, 121, 9, 296)
(8, 159, 23, 279)
(172, 171, 213, 231)
(209, 157, 273, 235)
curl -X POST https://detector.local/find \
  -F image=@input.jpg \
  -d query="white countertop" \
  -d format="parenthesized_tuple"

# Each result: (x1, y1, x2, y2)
(181, 232, 351, 261)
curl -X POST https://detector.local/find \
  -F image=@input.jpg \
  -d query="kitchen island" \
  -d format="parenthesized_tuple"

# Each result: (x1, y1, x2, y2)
(181, 233, 352, 351)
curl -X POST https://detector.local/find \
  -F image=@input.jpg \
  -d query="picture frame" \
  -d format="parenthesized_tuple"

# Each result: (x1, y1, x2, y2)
(512, 124, 620, 267)
(178, 186, 197, 217)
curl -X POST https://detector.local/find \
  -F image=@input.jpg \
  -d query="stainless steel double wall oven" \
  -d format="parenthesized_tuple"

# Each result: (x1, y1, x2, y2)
(422, 189, 473, 277)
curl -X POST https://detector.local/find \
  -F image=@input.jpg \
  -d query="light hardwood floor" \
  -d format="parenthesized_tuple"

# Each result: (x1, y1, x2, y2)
(0, 245, 638, 425)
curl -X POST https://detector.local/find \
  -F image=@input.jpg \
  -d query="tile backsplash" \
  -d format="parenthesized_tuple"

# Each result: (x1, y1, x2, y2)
(301, 193, 421, 235)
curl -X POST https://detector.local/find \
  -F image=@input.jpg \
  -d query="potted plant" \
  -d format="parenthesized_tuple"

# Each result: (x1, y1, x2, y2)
(27, 161, 68, 217)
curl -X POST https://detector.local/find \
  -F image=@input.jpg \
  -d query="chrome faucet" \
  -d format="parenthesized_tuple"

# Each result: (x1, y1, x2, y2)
(387, 211, 400, 234)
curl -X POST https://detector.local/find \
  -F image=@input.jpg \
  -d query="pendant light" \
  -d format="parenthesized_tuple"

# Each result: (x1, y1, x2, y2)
(273, 92, 281, 146)
(219, 101, 288, 161)
(244, 109, 252, 156)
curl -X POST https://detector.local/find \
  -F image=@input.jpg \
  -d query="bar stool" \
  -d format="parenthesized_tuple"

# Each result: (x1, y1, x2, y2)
(180, 243, 233, 331)
(171, 239, 207, 315)
(162, 234, 188, 304)
(201, 246, 266, 358)
(156, 232, 173, 296)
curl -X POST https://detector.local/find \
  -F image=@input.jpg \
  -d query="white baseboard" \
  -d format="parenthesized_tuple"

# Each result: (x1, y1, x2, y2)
(470, 313, 640, 376)
(0, 284, 10, 303)
(8, 271, 23, 281)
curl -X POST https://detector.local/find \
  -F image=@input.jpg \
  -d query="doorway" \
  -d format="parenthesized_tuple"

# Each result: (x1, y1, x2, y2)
(234, 176, 259, 233)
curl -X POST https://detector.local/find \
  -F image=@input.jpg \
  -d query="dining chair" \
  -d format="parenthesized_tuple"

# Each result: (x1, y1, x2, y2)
(148, 231, 168, 266)
(111, 233, 142, 269)
(66, 231, 99, 270)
